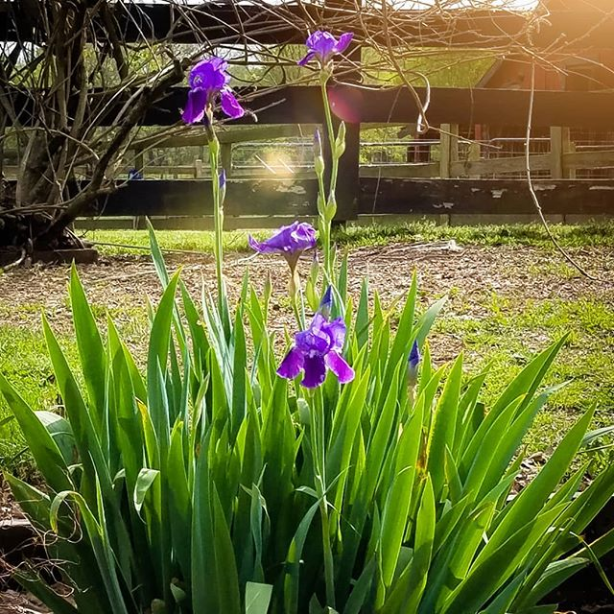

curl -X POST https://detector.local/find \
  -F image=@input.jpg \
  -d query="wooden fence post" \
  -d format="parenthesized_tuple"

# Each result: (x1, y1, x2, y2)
(439, 123, 459, 178)
(467, 141, 481, 179)
(550, 126, 572, 179)
(194, 159, 204, 179)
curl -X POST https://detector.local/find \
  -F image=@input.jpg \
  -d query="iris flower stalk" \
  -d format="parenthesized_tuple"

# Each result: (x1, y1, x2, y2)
(182, 57, 244, 315)
(299, 31, 353, 280)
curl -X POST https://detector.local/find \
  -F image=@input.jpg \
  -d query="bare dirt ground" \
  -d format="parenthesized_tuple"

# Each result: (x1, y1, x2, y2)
(1, 242, 612, 350)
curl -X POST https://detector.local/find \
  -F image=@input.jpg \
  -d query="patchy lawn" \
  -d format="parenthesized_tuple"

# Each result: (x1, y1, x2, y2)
(0, 225, 613, 473)
(80, 221, 614, 256)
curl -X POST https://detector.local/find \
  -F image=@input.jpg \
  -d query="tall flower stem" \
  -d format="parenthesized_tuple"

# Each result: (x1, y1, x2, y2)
(288, 263, 305, 329)
(318, 73, 344, 281)
(320, 77, 340, 201)
(205, 116, 227, 320)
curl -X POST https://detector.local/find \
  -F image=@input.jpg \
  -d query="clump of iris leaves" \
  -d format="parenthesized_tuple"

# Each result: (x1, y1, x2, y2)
(2, 226, 614, 614)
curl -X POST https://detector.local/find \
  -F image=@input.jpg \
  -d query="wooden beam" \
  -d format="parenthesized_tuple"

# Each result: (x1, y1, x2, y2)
(3, 3, 614, 49)
(20, 86, 612, 129)
(131, 125, 317, 151)
(439, 124, 459, 179)
(563, 149, 614, 170)
(451, 154, 552, 177)
(9, 85, 614, 129)
(84, 178, 320, 217)
(359, 163, 439, 178)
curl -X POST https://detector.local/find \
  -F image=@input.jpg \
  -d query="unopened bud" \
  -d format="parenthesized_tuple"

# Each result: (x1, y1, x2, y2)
(317, 193, 326, 216)
(314, 130, 325, 176)
(335, 121, 346, 158)
(219, 169, 227, 203)
(314, 129, 323, 157)
(408, 340, 421, 385)
(325, 194, 337, 221)
(319, 286, 333, 319)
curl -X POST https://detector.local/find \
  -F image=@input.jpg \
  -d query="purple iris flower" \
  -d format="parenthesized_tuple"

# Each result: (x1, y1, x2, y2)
(298, 30, 354, 67)
(182, 57, 244, 124)
(248, 222, 316, 269)
(278, 313, 354, 388)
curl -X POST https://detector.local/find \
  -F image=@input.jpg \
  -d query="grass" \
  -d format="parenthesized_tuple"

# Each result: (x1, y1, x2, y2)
(0, 325, 79, 477)
(80, 221, 614, 256)
(434, 294, 614, 464)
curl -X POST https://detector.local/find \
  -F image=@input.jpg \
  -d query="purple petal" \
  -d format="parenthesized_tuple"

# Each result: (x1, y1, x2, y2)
(182, 88, 208, 124)
(297, 51, 316, 67)
(295, 320, 330, 354)
(220, 88, 245, 119)
(302, 355, 327, 388)
(209, 57, 228, 72)
(248, 235, 267, 253)
(290, 223, 317, 249)
(310, 313, 329, 334)
(277, 347, 305, 380)
(326, 317, 346, 351)
(333, 32, 354, 55)
(325, 351, 354, 384)
(189, 58, 229, 91)
(307, 31, 337, 59)
(305, 30, 324, 49)
(250, 222, 316, 256)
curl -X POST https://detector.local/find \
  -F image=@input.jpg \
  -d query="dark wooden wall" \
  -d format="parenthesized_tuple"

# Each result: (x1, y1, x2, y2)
(85, 178, 614, 219)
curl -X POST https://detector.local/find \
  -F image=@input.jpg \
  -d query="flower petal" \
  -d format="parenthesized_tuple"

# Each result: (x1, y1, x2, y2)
(325, 351, 354, 384)
(333, 32, 354, 55)
(295, 317, 330, 354)
(220, 88, 245, 119)
(277, 347, 305, 380)
(189, 57, 229, 91)
(326, 317, 346, 351)
(248, 235, 262, 252)
(297, 51, 316, 67)
(307, 31, 337, 59)
(182, 87, 208, 124)
(301, 355, 327, 388)
(249, 222, 316, 256)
